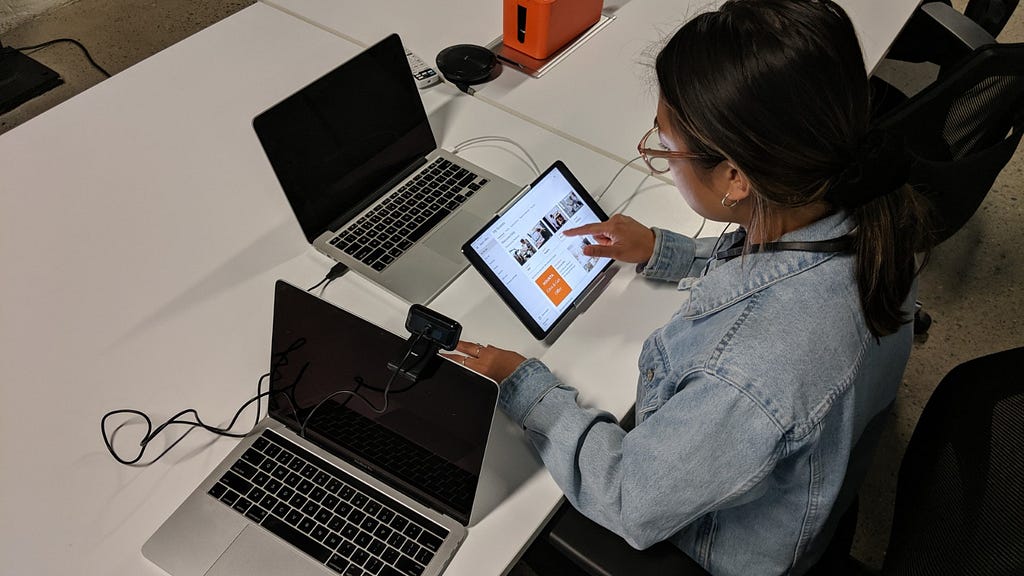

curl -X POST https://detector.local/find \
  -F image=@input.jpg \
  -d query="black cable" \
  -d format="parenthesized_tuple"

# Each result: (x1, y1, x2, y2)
(101, 374, 270, 466)
(350, 373, 419, 395)
(308, 262, 349, 292)
(14, 38, 111, 78)
(99, 322, 421, 464)
(100, 338, 307, 466)
(298, 333, 423, 438)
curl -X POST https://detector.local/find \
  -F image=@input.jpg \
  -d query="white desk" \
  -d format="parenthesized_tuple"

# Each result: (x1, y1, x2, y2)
(258, 0, 921, 163)
(0, 4, 700, 575)
(0, 6, 369, 575)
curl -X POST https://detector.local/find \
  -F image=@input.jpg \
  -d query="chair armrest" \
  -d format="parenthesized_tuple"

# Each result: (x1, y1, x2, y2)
(545, 503, 710, 576)
(886, 2, 998, 66)
(920, 2, 997, 50)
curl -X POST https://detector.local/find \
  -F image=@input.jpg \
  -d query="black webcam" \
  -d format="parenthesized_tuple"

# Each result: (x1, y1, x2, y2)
(406, 304, 461, 350)
(388, 304, 462, 381)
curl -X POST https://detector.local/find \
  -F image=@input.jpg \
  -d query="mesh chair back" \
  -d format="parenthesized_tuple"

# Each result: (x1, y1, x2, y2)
(875, 43, 1024, 245)
(882, 347, 1024, 576)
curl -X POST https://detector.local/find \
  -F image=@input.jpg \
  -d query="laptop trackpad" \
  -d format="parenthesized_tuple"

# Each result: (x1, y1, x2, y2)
(206, 526, 327, 576)
(424, 212, 485, 262)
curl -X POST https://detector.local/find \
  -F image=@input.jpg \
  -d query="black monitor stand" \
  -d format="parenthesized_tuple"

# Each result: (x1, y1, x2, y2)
(387, 334, 444, 382)
(386, 304, 463, 382)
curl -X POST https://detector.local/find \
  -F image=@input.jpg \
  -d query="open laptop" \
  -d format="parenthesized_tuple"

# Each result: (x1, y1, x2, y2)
(253, 34, 521, 304)
(143, 280, 500, 576)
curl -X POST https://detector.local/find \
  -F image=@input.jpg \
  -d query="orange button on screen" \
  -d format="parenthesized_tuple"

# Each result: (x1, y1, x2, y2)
(535, 265, 572, 306)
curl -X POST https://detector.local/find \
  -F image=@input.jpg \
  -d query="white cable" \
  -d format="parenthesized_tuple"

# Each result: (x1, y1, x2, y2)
(602, 154, 708, 235)
(450, 144, 709, 238)
(452, 136, 541, 176)
(691, 217, 708, 238)
(607, 156, 657, 216)
(596, 155, 643, 203)
(454, 136, 541, 175)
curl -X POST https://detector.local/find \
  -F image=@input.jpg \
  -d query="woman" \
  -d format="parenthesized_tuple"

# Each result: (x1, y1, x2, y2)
(444, 0, 929, 573)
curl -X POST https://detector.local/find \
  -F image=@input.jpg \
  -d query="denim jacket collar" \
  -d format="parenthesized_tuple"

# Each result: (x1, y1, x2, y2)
(679, 211, 855, 320)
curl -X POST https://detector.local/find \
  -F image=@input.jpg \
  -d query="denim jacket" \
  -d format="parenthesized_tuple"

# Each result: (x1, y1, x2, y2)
(499, 211, 913, 575)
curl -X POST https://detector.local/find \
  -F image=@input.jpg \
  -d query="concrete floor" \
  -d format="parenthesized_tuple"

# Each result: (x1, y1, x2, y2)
(2, 0, 1022, 572)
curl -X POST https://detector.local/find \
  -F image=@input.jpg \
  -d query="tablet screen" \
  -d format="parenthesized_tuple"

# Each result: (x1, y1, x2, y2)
(463, 162, 612, 338)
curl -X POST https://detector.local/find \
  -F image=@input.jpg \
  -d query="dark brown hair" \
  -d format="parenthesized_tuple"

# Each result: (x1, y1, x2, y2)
(656, 0, 930, 337)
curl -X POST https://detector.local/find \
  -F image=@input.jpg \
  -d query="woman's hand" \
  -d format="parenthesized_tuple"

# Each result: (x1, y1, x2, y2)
(441, 341, 526, 383)
(562, 214, 655, 264)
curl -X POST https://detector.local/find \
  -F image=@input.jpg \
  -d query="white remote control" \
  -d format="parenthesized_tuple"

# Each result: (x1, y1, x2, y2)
(405, 48, 441, 89)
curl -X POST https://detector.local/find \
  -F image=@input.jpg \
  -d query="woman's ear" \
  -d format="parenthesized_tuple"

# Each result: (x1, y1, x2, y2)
(716, 162, 751, 202)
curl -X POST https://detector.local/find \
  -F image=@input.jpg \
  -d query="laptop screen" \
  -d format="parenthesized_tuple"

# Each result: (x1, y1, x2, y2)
(254, 34, 436, 243)
(266, 281, 497, 525)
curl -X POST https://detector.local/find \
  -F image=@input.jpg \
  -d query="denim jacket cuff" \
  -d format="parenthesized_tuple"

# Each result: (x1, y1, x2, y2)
(498, 358, 561, 427)
(637, 228, 697, 282)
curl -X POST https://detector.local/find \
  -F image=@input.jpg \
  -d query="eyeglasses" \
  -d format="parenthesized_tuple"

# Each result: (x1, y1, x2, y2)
(637, 122, 704, 174)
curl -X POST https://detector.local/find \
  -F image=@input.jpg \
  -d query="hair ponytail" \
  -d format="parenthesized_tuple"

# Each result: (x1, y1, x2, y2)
(826, 130, 931, 337)
(849, 186, 931, 337)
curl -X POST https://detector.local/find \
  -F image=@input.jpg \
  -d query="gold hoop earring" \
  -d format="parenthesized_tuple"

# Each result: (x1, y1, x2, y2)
(722, 193, 739, 208)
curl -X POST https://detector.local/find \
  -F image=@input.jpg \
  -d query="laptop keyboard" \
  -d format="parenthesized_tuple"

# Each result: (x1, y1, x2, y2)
(207, 429, 448, 576)
(328, 157, 488, 271)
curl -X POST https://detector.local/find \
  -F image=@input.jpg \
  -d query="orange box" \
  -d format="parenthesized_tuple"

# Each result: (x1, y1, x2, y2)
(503, 0, 603, 61)
(535, 265, 572, 306)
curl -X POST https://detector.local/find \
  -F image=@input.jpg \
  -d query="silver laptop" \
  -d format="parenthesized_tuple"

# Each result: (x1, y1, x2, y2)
(253, 34, 520, 304)
(143, 280, 500, 576)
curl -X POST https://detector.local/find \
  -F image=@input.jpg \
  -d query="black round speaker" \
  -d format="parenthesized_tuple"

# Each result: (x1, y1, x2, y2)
(435, 44, 498, 91)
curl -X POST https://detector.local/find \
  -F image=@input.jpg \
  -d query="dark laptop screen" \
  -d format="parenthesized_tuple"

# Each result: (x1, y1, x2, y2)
(267, 281, 497, 525)
(254, 34, 436, 243)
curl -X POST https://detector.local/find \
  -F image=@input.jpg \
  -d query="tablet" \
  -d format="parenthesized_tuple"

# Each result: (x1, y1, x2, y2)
(462, 161, 613, 339)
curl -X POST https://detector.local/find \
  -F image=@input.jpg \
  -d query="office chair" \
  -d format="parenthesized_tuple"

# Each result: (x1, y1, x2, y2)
(886, 0, 1019, 67)
(815, 346, 1024, 576)
(875, 2, 1024, 244)
(876, 346, 1024, 575)
(888, 0, 1015, 63)
(871, 2, 1024, 333)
